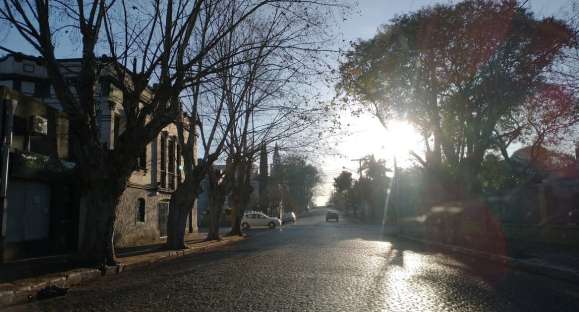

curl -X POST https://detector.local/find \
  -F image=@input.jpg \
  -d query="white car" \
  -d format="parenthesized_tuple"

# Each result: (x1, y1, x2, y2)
(241, 211, 282, 230)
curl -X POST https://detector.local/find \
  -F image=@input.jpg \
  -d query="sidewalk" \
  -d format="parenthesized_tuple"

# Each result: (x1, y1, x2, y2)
(0, 232, 245, 308)
(397, 233, 579, 285)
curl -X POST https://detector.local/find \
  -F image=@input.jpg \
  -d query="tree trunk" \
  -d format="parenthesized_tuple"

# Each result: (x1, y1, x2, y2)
(166, 179, 198, 250)
(78, 178, 123, 266)
(228, 161, 252, 236)
(462, 155, 484, 197)
(228, 186, 245, 236)
(206, 193, 225, 241)
(228, 184, 243, 236)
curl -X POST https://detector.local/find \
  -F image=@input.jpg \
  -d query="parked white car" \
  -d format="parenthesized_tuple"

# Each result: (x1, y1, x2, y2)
(241, 211, 282, 230)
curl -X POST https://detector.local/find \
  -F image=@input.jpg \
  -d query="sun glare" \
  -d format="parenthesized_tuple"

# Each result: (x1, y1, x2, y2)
(343, 116, 423, 168)
(384, 120, 424, 166)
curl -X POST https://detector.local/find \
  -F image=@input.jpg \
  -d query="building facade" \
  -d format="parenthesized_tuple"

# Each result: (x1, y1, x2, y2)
(0, 86, 77, 261)
(0, 53, 197, 261)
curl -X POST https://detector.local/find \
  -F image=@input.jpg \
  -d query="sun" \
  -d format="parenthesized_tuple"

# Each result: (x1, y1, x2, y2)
(383, 120, 423, 166)
(318, 115, 423, 205)
(338, 114, 423, 168)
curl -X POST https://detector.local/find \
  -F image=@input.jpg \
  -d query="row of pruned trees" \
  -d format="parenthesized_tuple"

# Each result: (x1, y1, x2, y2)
(0, 0, 343, 265)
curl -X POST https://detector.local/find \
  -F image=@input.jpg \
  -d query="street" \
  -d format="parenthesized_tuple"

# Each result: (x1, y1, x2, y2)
(7, 208, 579, 312)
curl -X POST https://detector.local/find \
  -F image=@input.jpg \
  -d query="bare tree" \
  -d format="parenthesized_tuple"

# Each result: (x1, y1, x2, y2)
(165, 0, 268, 248)
(165, 0, 343, 244)
(223, 9, 339, 235)
(0, 0, 282, 264)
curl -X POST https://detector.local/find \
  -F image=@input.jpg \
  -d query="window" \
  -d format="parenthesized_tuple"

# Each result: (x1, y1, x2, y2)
(137, 145, 147, 171)
(12, 80, 21, 91)
(22, 63, 35, 73)
(21, 81, 35, 96)
(168, 136, 176, 190)
(100, 81, 110, 97)
(160, 132, 167, 188)
(136, 198, 146, 223)
(65, 77, 79, 94)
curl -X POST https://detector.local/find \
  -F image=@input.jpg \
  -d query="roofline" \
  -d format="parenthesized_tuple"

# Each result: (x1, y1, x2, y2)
(0, 51, 151, 88)
(0, 51, 169, 104)
(0, 52, 43, 64)
(0, 51, 125, 67)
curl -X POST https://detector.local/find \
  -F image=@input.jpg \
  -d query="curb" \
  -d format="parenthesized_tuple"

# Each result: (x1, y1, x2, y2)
(398, 235, 579, 285)
(0, 236, 245, 308)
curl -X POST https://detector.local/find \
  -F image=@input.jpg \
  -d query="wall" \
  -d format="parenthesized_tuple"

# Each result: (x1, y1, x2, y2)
(114, 122, 198, 247)
(114, 187, 169, 248)
(114, 187, 198, 248)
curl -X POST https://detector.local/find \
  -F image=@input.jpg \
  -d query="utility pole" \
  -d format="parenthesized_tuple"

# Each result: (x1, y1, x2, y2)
(382, 156, 400, 235)
(351, 156, 370, 217)
(350, 156, 369, 180)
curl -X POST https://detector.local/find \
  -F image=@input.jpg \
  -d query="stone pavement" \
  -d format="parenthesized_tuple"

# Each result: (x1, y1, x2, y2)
(5, 215, 579, 312)
(0, 232, 245, 308)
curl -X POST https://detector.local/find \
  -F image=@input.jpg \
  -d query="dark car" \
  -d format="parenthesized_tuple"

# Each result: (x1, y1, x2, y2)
(282, 212, 297, 224)
(326, 211, 339, 222)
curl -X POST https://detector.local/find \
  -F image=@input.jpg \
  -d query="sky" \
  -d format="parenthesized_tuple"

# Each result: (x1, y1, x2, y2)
(312, 0, 576, 205)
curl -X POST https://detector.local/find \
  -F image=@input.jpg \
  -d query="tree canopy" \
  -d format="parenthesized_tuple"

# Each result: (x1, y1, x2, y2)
(333, 170, 353, 193)
(280, 155, 321, 213)
(338, 0, 577, 195)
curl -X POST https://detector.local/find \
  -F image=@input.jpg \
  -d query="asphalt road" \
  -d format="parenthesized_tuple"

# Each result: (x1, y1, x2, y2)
(7, 208, 579, 312)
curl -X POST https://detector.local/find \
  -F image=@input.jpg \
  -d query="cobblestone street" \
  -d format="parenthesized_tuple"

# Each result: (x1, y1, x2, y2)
(7, 209, 579, 312)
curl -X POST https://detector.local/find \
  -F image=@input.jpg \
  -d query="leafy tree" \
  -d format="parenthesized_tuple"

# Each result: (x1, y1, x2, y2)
(333, 171, 353, 194)
(280, 155, 321, 213)
(479, 154, 527, 195)
(363, 155, 388, 182)
(338, 0, 576, 198)
(497, 83, 579, 164)
(363, 156, 389, 219)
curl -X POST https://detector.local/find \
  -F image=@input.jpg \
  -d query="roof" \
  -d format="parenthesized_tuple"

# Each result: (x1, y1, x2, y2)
(0, 51, 158, 103)
(0, 52, 104, 64)
(512, 146, 576, 173)
(0, 52, 138, 78)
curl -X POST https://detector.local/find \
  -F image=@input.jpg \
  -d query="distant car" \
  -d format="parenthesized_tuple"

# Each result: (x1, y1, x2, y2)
(326, 211, 339, 222)
(241, 211, 282, 230)
(282, 212, 297, 224)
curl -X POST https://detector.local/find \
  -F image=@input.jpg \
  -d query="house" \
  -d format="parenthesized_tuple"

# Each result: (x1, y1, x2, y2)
(497, 145, 579, 225)
(0, 86, 77, 261)
(0, 53, 197, 261)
